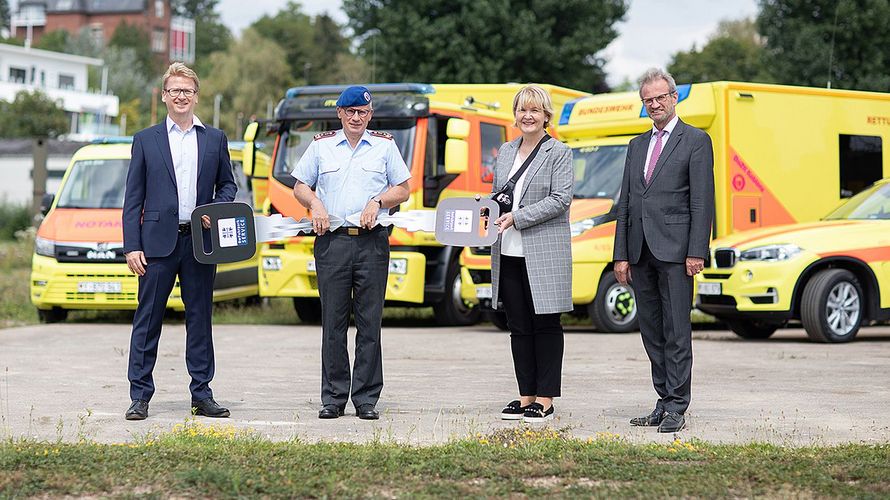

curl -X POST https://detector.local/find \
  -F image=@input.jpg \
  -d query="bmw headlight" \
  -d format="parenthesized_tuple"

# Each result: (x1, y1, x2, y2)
(389, 258, 408, 275)
(739, 244, 802, 262)
(35, 237, 56, 257)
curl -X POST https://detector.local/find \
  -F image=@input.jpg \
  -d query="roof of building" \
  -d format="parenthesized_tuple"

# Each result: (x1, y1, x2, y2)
(46, 0, 147, 14)
(0, 42, 104, 66)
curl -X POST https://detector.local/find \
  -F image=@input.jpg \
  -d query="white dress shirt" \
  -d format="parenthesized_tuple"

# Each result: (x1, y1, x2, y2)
(166, 115, 204, 223)
(644, 114, 679, 177)
(500, 152, 531, 257)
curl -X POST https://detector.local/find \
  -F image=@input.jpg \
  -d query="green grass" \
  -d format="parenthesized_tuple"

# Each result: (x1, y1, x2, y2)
(0, 423, 887, 498)
(0, 203, 31, 241)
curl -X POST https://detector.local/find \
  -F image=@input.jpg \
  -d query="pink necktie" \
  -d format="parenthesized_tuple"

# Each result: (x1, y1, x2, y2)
(645, 129, 665, 185)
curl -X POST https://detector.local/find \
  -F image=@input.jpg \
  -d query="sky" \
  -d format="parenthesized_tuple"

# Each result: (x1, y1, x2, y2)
(217, 0, 760, 88)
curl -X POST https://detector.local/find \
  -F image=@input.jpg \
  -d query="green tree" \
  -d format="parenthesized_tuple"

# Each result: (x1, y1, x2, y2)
(343, 0, 626, 92)
(109, 21, 157, 75)
(197, 28, 291, 137)
(0, 90, 69, 137)
(667, 18, 773, 84)
(0, 0, 10, 32)
(33, 30, 70, 52)
(758, 0, 890, 91)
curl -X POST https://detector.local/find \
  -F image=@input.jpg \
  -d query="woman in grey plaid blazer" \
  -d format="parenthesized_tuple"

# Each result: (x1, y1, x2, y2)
(492, 85, 573, 423)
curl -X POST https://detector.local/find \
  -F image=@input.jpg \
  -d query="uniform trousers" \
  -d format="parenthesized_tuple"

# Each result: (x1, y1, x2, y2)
(314, 227, 389, 409)
(128, 230, 216, 402)
(499, 255, 564, 397)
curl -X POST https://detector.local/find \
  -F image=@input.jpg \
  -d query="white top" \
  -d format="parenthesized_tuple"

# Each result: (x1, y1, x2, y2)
(500, 151, 531, 257)
(644, 114, 679, 177)
(166, 115, 203, 223)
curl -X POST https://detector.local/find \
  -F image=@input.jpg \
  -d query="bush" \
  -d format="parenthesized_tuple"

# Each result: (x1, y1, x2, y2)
(0, 202, 32, 240)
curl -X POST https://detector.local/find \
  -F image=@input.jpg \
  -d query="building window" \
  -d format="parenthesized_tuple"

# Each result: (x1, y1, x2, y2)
(58, 74, 75, 90)
(9, 67, 26, 83)
(839, 134, 883, 198)
(155, 0, 165, 18)
(152, 28, 166, 53)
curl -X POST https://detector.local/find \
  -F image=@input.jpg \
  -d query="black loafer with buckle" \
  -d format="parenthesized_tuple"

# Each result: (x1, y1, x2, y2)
(500, 400, 527, 421)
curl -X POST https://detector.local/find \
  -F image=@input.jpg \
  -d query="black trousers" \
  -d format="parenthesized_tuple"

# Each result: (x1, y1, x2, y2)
(314, 227, 389, 409)
(499, 255, 564, 397)
(129, 231, 216, 402)
(630, 240, 694, 414)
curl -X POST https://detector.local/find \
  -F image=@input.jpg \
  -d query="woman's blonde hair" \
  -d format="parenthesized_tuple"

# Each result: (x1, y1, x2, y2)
(162, 62, 200, 91)
(512, 85, 554, 128)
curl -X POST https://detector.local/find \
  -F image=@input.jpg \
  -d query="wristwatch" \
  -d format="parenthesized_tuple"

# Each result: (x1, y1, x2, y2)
(372, 196, 383, 207)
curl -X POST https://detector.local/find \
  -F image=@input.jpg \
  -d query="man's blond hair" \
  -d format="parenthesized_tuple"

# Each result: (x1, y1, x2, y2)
(162, 62, 200, 91)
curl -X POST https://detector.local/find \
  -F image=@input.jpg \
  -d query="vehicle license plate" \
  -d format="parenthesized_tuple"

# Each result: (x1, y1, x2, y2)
(697, 282, 722, 296)
(476, 286, 492, 299)
(77, 281, 122, 293)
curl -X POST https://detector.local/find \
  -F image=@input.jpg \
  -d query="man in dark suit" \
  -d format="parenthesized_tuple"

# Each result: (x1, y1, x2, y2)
(613, 68, 715, 433)
(122, 63, 236, 420)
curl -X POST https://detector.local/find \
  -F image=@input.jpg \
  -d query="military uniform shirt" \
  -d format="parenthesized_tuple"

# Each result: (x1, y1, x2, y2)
(291, 129, 411, 224)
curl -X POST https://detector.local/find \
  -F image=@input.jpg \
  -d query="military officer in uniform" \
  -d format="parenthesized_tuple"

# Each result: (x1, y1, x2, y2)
(292, 86, 411, 420)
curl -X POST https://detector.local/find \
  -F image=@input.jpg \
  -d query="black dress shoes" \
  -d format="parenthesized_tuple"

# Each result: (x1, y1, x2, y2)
(657, 412, 686, 433)
(125, 400, 149, 420)
(630, 408, 665, 426)
(356, 404, 379, 420)
(318, 405, 345, 419)
(191, 397, 230, 418)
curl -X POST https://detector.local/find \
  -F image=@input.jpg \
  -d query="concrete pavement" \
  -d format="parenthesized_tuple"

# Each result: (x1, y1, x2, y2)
(0, 322, 888, 445)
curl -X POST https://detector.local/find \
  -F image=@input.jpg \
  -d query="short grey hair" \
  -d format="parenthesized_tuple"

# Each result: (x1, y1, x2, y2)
(638, 68, 677, 97)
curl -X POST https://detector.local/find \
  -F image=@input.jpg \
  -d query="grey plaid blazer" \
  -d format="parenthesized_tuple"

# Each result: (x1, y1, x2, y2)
(491, 136, 574, 314)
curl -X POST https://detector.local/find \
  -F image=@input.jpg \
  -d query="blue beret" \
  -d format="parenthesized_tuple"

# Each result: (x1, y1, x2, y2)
(336, 86, 372, 107)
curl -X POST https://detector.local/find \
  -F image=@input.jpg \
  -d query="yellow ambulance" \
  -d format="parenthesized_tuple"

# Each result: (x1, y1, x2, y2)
(461, 82, 890, 331)
(30, 138, 269, 322)
(697, 178, 890, 343)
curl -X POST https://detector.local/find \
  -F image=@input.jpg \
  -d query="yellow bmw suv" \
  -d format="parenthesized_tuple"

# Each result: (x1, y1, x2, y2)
(696, 178, 890, 343)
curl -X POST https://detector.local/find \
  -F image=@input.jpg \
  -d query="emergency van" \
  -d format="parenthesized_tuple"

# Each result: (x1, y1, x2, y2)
(30, 138, 269, 322)
(257, 83, 589, 325)
(461, 82, 890, 332)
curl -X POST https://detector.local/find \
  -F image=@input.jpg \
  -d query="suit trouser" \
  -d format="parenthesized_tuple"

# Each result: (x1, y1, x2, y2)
(630, 240, 693, 414)
(499, 255, 564, 397)
(128, 231, 217, 402)
(314, 228, 389, 409)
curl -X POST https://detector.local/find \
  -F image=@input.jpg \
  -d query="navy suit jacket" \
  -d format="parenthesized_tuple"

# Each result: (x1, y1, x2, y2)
(123, 122, 237, 258)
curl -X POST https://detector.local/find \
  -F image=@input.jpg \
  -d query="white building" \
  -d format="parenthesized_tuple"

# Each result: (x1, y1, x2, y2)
(0, 43, 119, 140)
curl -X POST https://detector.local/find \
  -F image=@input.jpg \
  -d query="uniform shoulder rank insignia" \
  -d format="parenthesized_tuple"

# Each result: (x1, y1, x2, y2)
(313, 131, 337, 141)
(369, 130, 394, 140)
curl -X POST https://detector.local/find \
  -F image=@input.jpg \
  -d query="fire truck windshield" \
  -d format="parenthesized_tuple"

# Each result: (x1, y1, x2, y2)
(272, 119, 416, 188)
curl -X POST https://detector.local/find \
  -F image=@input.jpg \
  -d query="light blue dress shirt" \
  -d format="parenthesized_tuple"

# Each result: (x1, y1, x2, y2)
(166, 115, 204, 223)
(291, 129, 411, 225)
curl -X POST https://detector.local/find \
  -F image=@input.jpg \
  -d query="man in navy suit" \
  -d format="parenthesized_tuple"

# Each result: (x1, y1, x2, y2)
(122, 63, 236, 420)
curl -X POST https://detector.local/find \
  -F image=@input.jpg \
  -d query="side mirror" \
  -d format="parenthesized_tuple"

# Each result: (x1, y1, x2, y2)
(241, 122, 259, 177)
(40, 193, 54, 216)
(444, 118, 471, 175)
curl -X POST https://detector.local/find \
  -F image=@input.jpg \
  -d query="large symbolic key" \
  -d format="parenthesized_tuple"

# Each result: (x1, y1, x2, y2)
(189, 202, 344, 264)
(191, 197, 500, 264)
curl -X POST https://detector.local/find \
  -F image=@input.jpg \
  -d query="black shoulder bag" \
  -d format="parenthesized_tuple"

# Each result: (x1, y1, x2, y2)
(491, 134, 551, 215)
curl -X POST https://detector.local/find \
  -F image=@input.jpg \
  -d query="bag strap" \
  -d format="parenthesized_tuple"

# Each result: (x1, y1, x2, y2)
(504, 134, 551, 191)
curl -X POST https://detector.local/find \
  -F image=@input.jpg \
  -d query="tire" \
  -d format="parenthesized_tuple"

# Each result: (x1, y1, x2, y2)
(37, 307, 68, 323)
(589, 273, 639, 333)
(293, 298, 322, 324)
(725, 319, 779, 339)
(801, 269, 863, 343)
(484, 311, 509, 331)
(433, 259, 481, 326)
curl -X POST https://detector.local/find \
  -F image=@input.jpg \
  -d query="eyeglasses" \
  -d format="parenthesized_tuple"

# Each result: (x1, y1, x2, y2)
(165, 88, 197, 98)
(342, 108, 372, 118)
(641, 92, 675, 107)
